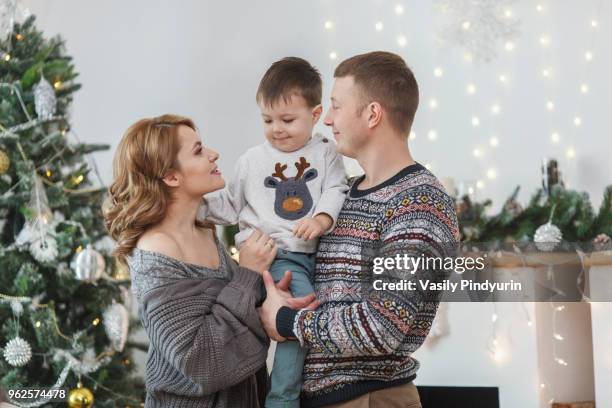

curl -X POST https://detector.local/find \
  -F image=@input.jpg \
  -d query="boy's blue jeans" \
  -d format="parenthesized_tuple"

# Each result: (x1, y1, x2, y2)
(265, 249, 315, 408)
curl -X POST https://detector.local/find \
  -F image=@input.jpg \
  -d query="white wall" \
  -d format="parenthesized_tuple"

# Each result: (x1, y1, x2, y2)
(21, 0, 612, 211)
(414, 302, 541, 408)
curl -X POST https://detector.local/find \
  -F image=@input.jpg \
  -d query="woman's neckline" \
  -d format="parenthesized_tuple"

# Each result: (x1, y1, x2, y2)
(133, 231, 224, 271)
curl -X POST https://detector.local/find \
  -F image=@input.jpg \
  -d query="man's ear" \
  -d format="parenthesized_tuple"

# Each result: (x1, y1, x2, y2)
(161, 170, 180, 188)
(366, 102, 383, 129)
(312, 104, 323, 124)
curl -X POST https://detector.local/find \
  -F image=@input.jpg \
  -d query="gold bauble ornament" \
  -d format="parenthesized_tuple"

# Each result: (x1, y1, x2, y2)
(0, 149, 10, 175)
(112, 257, 130, 280)
(67, 382, 94, 408)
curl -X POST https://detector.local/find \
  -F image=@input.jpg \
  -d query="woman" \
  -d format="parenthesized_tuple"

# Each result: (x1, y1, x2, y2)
(104, 114, 314, 407)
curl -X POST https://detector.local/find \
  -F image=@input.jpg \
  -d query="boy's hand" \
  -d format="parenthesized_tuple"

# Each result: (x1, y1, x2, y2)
(293, 214, 333, 241)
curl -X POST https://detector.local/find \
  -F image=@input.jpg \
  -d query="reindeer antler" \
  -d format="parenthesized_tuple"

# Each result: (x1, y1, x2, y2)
(272, 163, 288, 181)
(294, 157, 311, 180)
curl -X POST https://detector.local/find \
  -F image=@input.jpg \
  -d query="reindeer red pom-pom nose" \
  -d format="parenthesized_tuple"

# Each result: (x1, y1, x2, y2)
(282, 197, 304, 212)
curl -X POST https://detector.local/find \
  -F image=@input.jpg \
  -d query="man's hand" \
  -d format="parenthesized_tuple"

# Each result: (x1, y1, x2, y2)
(258, 270, 319, 342)
(293, 214, 333, 241)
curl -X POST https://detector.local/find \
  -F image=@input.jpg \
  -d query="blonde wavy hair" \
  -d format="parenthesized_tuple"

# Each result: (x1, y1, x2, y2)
(103, 114, 213, 265)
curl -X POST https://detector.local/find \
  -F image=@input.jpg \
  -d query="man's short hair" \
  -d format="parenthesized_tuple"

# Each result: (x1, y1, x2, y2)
(334, 51, 419, 136)
(256, 57, 322, 108)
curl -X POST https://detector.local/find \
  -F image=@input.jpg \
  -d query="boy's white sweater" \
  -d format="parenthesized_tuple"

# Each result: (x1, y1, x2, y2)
(198, 133, 348, 253)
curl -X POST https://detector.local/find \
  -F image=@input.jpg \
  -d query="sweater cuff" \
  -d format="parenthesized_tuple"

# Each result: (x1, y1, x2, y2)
(276, 306, 298, 339)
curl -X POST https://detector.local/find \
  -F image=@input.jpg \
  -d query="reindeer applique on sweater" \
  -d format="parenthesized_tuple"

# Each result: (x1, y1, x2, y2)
(264, 157, 318, 220)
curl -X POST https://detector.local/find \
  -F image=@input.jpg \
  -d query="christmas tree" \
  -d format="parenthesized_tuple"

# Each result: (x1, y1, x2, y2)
(1, 15, 145, 407)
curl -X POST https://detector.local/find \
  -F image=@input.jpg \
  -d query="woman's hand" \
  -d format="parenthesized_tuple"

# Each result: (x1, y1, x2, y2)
(239, 230, 277, 274)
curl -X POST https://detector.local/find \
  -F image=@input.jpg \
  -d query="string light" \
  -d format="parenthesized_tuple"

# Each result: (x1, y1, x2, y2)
(491, 104, 501, 115)
(463, 52, 473, 62)
(573, 116, 582, 126)
(489, 136, 499, 147)
(553, 333, 564, 341)
(471, 116, 480, 127)
(590, 19, 598, 28)
(324, 21, 334, 30)
(427, 130, 438, 141)
(488, 304, 503, 362)
(375, 22, 383, 31)
(92, 317, 100, 326)
(425, 163, 432, 170)
(580, 84, 589, 94)
(394, 4, 404, 15)
(433, 67, 443, 77)
(493, 347, 506, 362)
(15, 33, 23, 41)
(498, 74, 508, 83)
(584, 51, 593, 61)
(53, 80, 62, 89)
(329, 51, 337, 60)
(546, 100, 555, 111)
(539, 35, 550, 46)
(3, 53, 10, 61)
(566, 146, 577, 157)
(397, 35, 407, 47)
(462, 21, 471, 30)
(429, 98, 438, 109)
(541, 68, 551, 78)
(504, 41, 515, 51)
(486, 168, 497, 180)
(504, 9, 513, 18)
(35, 321, 42, 328)
(551, 132, 560, 143)
(466, 83, 476, 95)
(409, 131, 416, 140)
(536, 4, 544, 13)
(473, 147, 483, 158)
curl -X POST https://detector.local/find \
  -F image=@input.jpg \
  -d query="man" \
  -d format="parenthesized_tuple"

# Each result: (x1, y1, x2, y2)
(260, 51, 460, 407)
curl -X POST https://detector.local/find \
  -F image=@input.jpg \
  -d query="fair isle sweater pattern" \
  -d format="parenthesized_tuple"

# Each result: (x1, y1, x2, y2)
(293, 163, 460, 404)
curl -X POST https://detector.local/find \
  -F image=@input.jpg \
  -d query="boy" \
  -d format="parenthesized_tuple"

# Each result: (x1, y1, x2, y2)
(198, 57, 348, 408)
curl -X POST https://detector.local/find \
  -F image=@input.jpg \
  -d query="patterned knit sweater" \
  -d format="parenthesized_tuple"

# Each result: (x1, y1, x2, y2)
(276, 163, 460, 407)
(128, 235, 269, 408)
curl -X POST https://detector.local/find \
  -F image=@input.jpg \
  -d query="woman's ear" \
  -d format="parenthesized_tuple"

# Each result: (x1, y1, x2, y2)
(161, 170, 180, 188)
(366, 102, 383, 129)
(312, 104, 323, 124)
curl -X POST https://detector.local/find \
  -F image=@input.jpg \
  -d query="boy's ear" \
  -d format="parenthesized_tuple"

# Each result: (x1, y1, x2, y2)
(161, 170, 180, 188)
(312, 104, 323, 124)
(366, 102, 383, 129)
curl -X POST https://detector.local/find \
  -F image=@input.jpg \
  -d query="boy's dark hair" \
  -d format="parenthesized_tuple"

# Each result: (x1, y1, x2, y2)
(334, 51, 419, 136)
(256, 57, 322, 108)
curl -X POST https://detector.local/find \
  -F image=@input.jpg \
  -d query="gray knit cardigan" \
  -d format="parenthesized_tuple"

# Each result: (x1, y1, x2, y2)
(127, 237, 269, 407)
